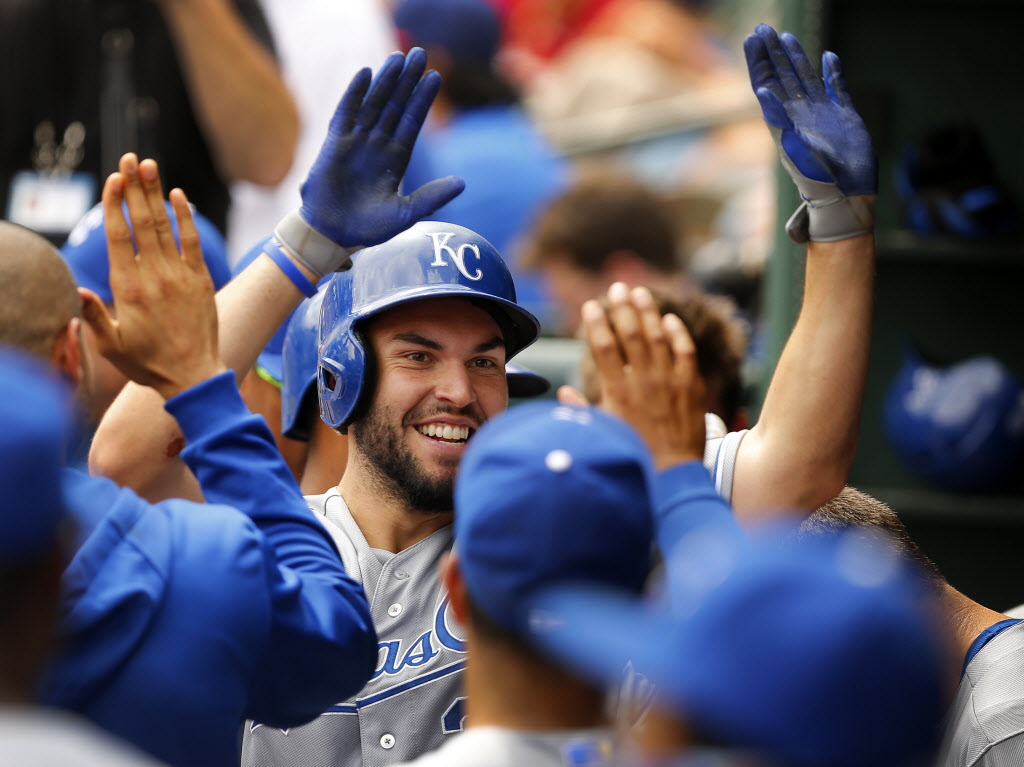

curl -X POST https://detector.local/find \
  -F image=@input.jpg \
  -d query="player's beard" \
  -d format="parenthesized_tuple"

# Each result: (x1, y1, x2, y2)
(351, 400, 464, 514)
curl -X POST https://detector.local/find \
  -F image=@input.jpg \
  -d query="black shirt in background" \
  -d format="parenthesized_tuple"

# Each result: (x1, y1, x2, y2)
(0, 0, 276, 237)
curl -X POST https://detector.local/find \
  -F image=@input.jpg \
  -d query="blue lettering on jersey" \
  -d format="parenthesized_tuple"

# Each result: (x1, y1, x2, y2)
(373, 596, 466, 679)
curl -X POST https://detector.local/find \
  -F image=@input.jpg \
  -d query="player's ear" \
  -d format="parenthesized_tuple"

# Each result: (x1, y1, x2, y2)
(53, 317, 84, 389)
(439, 552, 469, 625)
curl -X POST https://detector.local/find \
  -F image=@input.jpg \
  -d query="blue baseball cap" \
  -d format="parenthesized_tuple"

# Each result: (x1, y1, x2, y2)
(394, 0, 501, 63)
(0, 347, 70, 566)
(529, 524, 947, 767)
(61, 201, 232, 305)
(454, 401, 655, 635)
(884, 350, 1024, 492)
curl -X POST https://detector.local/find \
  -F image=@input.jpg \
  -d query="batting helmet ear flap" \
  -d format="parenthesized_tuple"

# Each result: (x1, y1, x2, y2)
(342, 325, 377, 429)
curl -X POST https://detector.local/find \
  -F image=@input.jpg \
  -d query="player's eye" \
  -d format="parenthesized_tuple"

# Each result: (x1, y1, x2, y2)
(470, 357, 498, 369)
(405, 351, 430, 363)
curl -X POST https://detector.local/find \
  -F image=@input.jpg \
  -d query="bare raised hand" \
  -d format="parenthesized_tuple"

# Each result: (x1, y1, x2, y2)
(583, 283, 707, 471)
(80, 153, 227, 400)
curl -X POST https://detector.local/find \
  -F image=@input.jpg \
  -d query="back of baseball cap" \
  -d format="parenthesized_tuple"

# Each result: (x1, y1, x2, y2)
(0, 346, 69, 566)
(454, 401, 655, 636)
(530, 523, 947, 767)
(394, 0, 501, 63)
(61, 201, 232, 305)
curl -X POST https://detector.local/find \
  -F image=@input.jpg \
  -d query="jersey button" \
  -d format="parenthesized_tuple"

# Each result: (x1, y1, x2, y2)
(395, 570, 410, 580)
(387, 603, 403, 617)
(380, 734, 396, 750)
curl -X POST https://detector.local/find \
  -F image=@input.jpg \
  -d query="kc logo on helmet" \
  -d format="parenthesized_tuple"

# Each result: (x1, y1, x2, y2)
(426, 232, 484, 281)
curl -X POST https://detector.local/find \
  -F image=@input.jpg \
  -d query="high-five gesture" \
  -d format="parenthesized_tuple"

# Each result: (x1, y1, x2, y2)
(744, 24, 876, 243)
(81, 153, 227, 401)
(275, 48, 466, 277)
(581, 283, 707, 471)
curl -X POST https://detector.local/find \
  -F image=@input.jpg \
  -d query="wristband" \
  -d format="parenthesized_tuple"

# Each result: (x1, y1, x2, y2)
(264, 238, 318, 298)
(275, 210, 362, 277)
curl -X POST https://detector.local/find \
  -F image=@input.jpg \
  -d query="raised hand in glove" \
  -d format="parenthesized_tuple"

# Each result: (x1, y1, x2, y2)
(275, 48, 465, 276)
(744, 24, 876, 243)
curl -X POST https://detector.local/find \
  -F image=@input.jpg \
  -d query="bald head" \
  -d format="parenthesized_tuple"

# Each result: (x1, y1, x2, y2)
(0, 221, 82, 361)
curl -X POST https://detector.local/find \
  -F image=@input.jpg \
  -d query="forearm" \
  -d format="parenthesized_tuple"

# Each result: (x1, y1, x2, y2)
(89, 252, 313, 500)
(158, 0, 298, 185)
(733, 233, 874, 515)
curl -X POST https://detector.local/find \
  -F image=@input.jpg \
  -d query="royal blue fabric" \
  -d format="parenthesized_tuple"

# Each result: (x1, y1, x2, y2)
(41, 372, 376, 767)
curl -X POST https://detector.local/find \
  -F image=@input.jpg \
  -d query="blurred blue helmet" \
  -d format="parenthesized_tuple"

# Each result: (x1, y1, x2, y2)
(884, 351, 1024, 492)
(318, 222, 541, 430)
(61, 201, 232, 305)
(894, 124, 1018, 240)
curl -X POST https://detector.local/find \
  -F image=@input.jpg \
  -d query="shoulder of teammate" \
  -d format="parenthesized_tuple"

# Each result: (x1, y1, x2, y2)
(63, 465, 268, 600)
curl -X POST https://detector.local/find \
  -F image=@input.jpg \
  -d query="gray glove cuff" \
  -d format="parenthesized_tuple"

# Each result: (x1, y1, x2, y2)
(274, 210, 362, 277)
(785, 194, 876, 244)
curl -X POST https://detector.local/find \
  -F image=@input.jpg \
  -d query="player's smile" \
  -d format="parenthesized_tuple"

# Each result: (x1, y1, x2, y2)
(408, 415, 480, 461)
(414, 422, 472, 443)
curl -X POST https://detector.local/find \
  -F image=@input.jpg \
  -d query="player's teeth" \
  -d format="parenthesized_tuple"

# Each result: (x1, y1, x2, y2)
(417, 424, 471, 441)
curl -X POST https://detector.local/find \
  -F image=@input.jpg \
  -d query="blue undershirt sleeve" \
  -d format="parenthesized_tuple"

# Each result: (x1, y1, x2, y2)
(652, 461, 745, 557)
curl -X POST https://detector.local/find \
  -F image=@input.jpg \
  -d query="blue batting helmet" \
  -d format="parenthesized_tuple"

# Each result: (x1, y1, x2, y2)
(884, 351, 1024, 492)
(318, 221, 541, 430)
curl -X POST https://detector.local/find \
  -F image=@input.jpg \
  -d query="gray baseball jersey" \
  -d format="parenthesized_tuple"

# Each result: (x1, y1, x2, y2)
(242, 421, 743, 767)
(938, 621, 1024, 767)
(391, 726, 616, 767)
(242, 488, 467, 767)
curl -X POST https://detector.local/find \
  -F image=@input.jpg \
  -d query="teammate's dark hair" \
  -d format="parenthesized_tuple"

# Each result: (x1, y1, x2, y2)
(580, 290, 748, 428)
(442, 61, 519, 109)
(799, 486, 946, 589)
(520, 168, 681, 275)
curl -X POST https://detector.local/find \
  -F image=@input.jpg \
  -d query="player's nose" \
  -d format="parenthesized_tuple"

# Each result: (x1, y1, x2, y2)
(433, 364, 475, 408)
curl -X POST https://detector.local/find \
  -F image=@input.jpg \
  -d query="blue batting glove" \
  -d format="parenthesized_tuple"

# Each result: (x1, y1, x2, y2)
(275, 49, 465, 276)
(744, 24, 877, 243)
